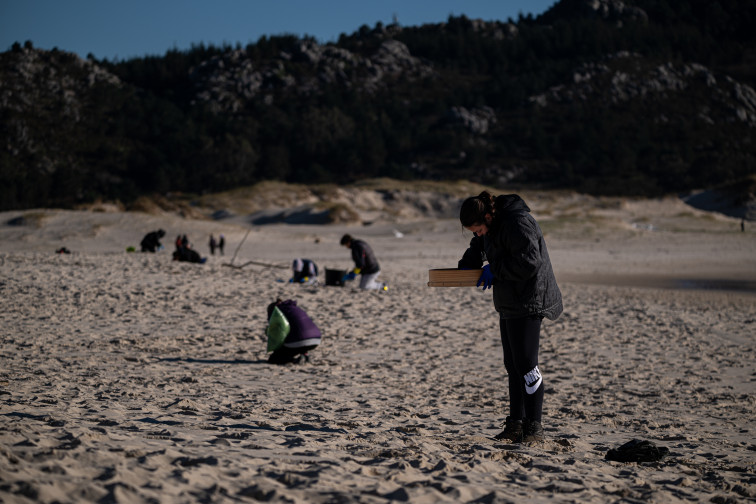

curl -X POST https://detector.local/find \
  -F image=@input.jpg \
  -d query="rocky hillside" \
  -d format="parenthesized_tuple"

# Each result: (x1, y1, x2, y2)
(189, 39, 435, 114)
(1, 0, 755, 211)
(530, 56, 756, 126)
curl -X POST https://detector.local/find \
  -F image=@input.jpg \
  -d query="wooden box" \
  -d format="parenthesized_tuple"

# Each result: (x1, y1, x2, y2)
(428, 268, 483, 287)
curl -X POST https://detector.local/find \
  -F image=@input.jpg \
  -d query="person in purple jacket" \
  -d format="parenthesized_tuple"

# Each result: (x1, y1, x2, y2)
(266, 298, 322, 364)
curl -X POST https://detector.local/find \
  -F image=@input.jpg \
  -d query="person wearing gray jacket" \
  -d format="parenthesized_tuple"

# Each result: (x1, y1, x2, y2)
(458, 191, 562, 443)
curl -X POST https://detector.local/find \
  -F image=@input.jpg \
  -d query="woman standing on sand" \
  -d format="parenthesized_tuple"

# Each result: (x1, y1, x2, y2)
(458, 192, 562, 443)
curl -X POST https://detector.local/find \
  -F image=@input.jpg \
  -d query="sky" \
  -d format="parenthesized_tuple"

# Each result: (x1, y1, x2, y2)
(1, 0, 556, 61)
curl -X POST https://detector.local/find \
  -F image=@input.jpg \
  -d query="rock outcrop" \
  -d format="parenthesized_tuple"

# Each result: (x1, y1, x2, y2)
(530, 54, 756, 127)
(190, 39, 434, 113)
(1, 44, 120, 122)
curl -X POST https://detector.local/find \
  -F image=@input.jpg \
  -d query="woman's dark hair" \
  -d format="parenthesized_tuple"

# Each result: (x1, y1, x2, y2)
(459, 191, 495, 227)
(267, 298, 283, 319)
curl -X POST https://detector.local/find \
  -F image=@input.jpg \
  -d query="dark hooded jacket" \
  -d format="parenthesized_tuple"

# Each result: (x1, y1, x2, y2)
(140, 229, 165, 252)
(349, 239, 380, 275)
(458, 195, 563, 320)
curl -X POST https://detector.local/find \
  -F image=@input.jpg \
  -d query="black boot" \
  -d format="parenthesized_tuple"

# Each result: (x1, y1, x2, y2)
(523, 419, 544, 443)
(494, 417, 523, 442)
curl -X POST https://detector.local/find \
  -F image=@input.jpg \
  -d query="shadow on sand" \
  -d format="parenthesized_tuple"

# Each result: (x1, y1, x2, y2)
(158, 357, 268, 365)
(560, 274, 756, 295)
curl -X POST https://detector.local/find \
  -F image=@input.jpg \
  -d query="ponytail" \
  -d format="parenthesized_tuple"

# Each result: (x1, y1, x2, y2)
(459, 191, 495, 227)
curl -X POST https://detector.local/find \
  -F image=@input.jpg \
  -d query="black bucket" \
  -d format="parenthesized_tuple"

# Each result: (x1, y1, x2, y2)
(325, 268, 347, 286)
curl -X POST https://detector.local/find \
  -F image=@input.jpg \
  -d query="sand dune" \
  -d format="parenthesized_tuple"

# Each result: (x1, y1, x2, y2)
(1, 192, 755, 503)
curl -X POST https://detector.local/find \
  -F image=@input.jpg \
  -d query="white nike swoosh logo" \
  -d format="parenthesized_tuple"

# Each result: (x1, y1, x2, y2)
(525, 376, 542, 394)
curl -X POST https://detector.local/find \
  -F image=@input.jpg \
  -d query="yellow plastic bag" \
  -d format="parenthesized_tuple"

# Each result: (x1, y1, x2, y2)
(266, 306, 290, 352)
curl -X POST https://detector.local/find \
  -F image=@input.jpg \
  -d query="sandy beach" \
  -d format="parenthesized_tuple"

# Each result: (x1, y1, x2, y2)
(1, 190, 755, 503)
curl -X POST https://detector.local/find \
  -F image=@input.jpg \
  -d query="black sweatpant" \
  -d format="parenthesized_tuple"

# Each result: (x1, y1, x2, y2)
(268, 345, 317, 365)
(499, 315, 544, 422)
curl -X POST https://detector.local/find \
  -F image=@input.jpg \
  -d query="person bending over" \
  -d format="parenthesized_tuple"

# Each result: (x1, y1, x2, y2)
(340, 234, 386, 290)
(141, 229, 166, 252)
(291, 258, 318, 285)
(266, 299, 322, 364)
(458, 191, 562, 443)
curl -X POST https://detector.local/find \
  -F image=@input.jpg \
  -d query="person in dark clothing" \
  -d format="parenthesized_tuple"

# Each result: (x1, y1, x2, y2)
(218, 235, 225, 255)
(291, 258, 318, 284)
(340, 234, 386, 290)
(172, 246, 205, 263)
(209, 235, 217, 255)
(140, 229, 166, 252)
(458, 192, 562, 443)
(266, 299, 322, 364)
(172, 235, 206, 264)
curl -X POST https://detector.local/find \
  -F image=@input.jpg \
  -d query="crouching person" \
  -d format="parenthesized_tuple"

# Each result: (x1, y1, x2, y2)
(291, 258, 318, 285)
(266, 299, 321, 364)
(141, 229, 166, 252)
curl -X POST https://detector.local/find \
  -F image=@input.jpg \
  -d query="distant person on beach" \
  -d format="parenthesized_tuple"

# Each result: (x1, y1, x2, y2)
(172, 246, 205, 264)
(291, 258, 318, 284)
(209, 234, 217, 255)
(172, 235, 206, 264)
(742, 219, 745, 232)
(266, 298, 322, 364)
(140, 229, 166, 252)
(218, 235, 225, 255)
(340, 234, 387, 290)
(458, 192, 562, 443)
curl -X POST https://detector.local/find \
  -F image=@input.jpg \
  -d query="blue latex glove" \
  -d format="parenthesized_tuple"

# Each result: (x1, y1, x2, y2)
(342, 271, 357, 282)
(477, 264, 494, 290)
